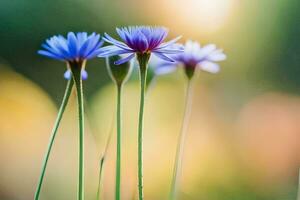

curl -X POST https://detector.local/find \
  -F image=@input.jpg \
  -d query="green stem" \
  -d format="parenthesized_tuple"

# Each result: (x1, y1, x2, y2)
(97, 85, 152, 200)
(115, 84, 122, 200)
(138, 62, 147, 200)
(34, 79, 74, 200)
(169, 79, 194, 200)
(72, 67, 85, 200)
(96, 115, 115, 200)
(96, 156, 105, 200)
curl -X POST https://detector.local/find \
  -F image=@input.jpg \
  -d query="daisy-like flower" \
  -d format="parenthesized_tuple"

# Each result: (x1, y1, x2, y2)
(98, 26, 182, 200)
(157, 40, 226, 79)
(38, 32, 103, 62)
(98, 26, 183, 64)
(38, 32, 103, 78)
(168, 40, 226, 200)
(36, 32, 103, 200)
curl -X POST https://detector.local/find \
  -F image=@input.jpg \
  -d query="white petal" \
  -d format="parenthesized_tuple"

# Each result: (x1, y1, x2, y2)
(198, 44, 216, 59)
(199, 61, 220, 74)
(207, 51, 227, 62)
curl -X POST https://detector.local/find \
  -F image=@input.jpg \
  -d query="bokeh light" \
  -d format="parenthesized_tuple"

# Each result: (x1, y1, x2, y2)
(165, 0, 236, 33)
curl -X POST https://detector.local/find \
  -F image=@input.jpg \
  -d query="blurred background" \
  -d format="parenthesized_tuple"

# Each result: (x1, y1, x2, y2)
(0, 0, 300, 199)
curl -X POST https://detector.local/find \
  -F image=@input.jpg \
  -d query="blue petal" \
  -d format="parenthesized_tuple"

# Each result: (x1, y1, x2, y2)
(153, 52, 175, 62)
(76, 32, 88, 46)
(115, 27, 137, 49)
(40, 44, 65, 59)
(38, 50, 64, 60)
(85, 40, 105, 59)
(85, 37, 103, 58)
(134, 31, 149, 52)
(114, 54, 135, 65)
(67, 32, 78, 57)
(51, 36, 70, 59)
(155, 36, 182, 49)
(153, 47, 184, 54)
(104, 33, 132, 50)
(81, 33, 100, 57)
(45, 38, 67, 58)
(98, 45, 131, 57)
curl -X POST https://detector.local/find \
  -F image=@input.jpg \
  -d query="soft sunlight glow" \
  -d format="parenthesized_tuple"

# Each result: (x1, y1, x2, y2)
(167, 0, 236, 33)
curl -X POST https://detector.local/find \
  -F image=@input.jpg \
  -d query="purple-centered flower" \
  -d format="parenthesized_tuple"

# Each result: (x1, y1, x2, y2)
(38, 32, 103, 79)
(156, 40, 227, 75)
(98, 26, 183, 65)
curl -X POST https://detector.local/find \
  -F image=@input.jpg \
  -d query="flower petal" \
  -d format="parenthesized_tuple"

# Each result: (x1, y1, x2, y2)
(97, 45, 131, 57)
(199, 61, 220, 73)
(134, 31, 149, 52)
(206, 50, 227, 61)
(153, 52, 175, 62)
(198, 44, 216, 59)
(156, 36, 182, 49)
(67, 32, 78, 57)
(104, 33, 132, 51)
(114, 53, 135, 65)
(38, 50, 64, 60)
(153, 46, 184, 54)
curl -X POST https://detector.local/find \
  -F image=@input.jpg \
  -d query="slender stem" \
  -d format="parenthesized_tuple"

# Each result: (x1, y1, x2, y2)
(115, 84, 123, 200)
(96, 115, 115, 200)
(297, 168, 300, 200)
(96, 156, 104, 200)
(138, 63, 147, 200)
(169, 79, 194, 200)
(72, 67, 85, 200)
(96, 85, 152, 200)
(34, 79, 74, 200)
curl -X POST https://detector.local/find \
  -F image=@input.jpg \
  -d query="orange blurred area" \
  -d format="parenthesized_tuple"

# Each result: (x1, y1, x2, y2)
(236, 93, 300, 183)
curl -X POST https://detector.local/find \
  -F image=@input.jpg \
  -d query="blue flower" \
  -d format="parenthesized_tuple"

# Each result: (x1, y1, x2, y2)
(38, 32, 103, 80)
(98, 26, 183, 65)
(38, 32, 103, 62)
(156, 40, 227, 74)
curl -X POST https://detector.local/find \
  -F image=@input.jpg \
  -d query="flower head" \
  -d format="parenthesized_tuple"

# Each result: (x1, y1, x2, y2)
(176, 40, 226, 73)
(38, 32, 103, 62)
(38, 32, 103, 80)
(155, 40, 226, 78)
(98, 26, 183, 65)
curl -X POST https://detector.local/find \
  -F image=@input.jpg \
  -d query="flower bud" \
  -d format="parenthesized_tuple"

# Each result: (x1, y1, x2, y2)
(106, 55, 133, 86)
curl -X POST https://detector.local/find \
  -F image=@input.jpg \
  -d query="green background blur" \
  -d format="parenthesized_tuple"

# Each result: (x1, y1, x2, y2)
(0, 0, 300, 199)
